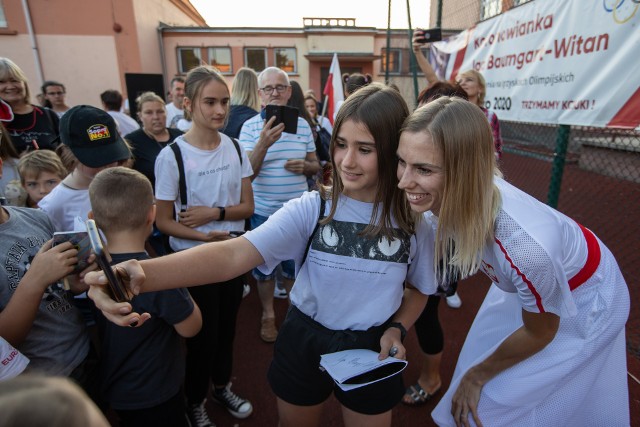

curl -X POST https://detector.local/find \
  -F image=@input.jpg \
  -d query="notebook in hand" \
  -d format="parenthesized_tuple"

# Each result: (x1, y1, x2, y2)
(319, 348, 407, 391)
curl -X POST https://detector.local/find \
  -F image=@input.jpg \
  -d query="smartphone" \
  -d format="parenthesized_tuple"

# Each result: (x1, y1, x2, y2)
(414, 28, 442, 44)
(229, 230, 246, 237)
(265, 104, 298, 134)
(86, 219, 132, 303)
(52, 231, 92, 274)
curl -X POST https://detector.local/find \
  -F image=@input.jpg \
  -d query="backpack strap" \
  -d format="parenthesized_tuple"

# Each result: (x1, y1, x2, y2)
(169, 141, 188, 212)
(302, 195, 326, 262)
(170, 137, 241, 213)
(231, 137, 242, 165)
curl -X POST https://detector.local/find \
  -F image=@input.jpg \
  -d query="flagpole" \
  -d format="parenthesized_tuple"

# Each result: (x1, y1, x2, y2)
(320, 95, 329, 121)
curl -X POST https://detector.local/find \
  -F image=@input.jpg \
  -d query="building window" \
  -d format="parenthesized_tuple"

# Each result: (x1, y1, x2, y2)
(381, 48, 401, 74)
(274, 48, 297, 73)
(245, 48, 267, 73)
(0, 3, 7, 27)
(480, 0, 501, 20)
(178, 47, 201, 74)
(208, 47, 232, 74)
(481, 0, 533, 20)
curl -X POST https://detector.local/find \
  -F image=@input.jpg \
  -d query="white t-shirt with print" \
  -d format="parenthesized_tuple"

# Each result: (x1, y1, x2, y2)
(165, 103, 184, 129)
(245, 191, 437, 330)
(38, 184, 91, 232)
(154, 134, 253, 251)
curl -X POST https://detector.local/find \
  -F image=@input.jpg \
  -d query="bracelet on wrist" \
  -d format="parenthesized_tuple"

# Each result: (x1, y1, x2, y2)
(217, 206, 226, 221)
(387, 321, 407, 342)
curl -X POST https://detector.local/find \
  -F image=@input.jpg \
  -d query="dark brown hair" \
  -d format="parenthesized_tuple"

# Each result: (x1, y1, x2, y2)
(321, 82, 413, 239)
(342, 73, 372, 96)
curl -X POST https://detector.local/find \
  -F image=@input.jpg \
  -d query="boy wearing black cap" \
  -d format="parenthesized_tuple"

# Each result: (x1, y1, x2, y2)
(39, 105, 131, 232)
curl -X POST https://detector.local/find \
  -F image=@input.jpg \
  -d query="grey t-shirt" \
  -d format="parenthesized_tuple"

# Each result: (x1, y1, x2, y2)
(0, 207, 89, 375)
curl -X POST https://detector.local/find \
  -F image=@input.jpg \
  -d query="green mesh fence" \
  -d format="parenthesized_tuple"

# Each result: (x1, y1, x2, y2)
(499, 122, 640, 358)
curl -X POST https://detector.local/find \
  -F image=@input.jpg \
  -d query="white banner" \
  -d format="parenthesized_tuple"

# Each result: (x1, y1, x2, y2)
(432, 0, 640, 128)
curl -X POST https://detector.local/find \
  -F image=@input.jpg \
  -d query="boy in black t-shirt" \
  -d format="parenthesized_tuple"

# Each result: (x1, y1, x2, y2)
(88, 167, 202, 427)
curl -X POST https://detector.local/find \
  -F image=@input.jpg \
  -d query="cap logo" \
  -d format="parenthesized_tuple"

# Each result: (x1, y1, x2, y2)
(87, 124, 111, 141)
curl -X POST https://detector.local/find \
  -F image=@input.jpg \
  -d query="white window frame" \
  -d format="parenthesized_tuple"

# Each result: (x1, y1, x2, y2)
(274, 47, 297, 74)
(244, 48, 267, 73)
(208, 47, 232, 74)
(177, 47, 202, 74)
(0, 3, 7, 28)
(381, 48, 402, 75)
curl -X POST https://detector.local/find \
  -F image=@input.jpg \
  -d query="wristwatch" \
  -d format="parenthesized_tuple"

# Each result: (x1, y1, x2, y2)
(217, 206, 226, 221)
(387, 322, 407, 341)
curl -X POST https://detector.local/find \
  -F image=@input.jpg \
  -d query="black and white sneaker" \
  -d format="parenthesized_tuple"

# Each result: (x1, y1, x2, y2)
(186, 399, 216, 427)
(211, 383, 253, 419)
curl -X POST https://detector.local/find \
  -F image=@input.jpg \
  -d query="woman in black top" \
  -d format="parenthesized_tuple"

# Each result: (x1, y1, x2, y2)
(125, 91, 182, 189)
(0, 58, 60, 154)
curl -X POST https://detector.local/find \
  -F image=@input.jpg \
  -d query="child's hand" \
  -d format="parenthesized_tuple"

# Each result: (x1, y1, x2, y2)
(179, 206, 217, 228)
(378, 327, 406, 361)
(23, 239, 77, 290)
(203, 230, 233, 242)
(66, 254, 98, 294)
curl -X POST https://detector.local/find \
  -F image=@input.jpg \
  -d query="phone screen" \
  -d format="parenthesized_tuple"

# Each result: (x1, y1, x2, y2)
(86, 220, 131, 303)
(415, 28, 442, 44)
(265, 105, 298, 134)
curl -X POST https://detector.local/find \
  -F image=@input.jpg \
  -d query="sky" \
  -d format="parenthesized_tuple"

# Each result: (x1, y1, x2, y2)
(190, 0, 431, 29)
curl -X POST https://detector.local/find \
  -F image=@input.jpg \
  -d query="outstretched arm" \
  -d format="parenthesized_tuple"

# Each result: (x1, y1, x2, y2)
(86, 237, 264, 326)
(451, 309, 559, 427)
(413, 30, 440, 86)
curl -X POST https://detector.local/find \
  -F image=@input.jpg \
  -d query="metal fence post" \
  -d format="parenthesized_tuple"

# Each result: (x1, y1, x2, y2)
(406, 0, 419, 107)
(547, 124, 571, 208)
(385, 0, 392, 84)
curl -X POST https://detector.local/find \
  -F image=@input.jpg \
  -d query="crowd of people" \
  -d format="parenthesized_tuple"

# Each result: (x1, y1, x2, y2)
(0, 42, 630, 427)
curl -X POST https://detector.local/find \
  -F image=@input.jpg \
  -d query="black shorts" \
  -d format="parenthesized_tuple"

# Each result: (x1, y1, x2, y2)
(267, 306, 405, 415)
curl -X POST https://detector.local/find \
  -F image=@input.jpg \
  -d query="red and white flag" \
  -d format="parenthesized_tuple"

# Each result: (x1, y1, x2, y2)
(322, 53, 344, 125)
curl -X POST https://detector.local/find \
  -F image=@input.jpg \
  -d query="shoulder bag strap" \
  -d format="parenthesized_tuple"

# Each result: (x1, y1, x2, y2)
(169, 141, 188, 212)
(231, 137, 242, 165)
(302, 196, 326, 262)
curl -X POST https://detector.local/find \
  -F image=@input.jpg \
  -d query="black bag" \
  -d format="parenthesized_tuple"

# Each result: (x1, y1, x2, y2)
(316, 127, 332, 161)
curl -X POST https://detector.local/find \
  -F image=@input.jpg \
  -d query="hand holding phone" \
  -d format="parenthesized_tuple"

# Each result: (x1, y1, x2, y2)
(86, 219, 132, 303)
(229, 230, 246, 237)
(52, 231, 92, 274)
(265, 105, 298, 134)
(414, 28, 442, 44)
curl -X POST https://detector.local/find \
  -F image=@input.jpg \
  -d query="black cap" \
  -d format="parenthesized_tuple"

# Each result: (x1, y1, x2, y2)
(59, 105, 130, 168)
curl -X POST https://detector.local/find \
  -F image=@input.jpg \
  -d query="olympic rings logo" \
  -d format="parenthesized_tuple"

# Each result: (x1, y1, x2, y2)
(603, 0, 639, 23)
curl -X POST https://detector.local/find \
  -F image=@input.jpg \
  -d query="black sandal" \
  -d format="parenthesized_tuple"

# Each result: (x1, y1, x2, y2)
(402, 383, 441, 406)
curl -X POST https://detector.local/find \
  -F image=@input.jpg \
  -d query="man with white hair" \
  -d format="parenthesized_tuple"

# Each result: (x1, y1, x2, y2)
(239, 67, 320, 343)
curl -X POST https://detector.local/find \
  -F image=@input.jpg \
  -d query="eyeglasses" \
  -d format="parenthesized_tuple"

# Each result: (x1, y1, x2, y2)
(259, 85, 289, 95)
(46, 91, 65, 96)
